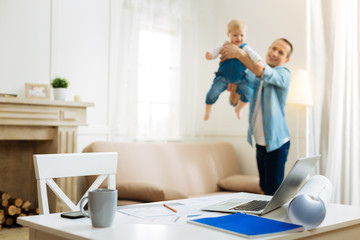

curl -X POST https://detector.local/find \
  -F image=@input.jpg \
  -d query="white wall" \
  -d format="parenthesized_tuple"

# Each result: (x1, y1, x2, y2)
(0, 0, 308, 175)
(0, 0, 50, 95)
(50, 0, 111, 144)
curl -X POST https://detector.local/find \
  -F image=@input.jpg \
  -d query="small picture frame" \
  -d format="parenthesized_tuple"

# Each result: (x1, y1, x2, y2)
(25, 83, 50, 99)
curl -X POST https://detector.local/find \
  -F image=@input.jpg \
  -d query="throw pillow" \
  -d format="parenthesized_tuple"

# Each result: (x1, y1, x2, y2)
(218, 175, 264, 194)
(117, 181, 188, 202)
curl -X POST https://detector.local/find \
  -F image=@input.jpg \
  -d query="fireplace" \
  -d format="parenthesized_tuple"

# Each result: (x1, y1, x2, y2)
(0, 97, 93, 212)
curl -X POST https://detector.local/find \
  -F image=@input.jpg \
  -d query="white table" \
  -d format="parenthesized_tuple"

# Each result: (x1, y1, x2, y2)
(17, 193, 360, 240)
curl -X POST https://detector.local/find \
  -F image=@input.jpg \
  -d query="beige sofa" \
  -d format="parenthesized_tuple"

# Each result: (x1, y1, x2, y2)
(83, 141, 263, 205)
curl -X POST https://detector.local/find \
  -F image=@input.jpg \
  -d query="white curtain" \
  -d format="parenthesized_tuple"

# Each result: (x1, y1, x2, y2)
(309, 0, 360, 205)
(107, 0, 198, 141)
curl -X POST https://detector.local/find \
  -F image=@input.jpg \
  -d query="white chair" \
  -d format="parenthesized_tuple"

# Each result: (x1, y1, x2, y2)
(33, 152, 117, 215)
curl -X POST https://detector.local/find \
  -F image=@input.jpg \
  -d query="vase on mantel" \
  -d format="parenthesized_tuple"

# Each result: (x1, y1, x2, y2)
(51, 77, 69, 101)
(53, 88, 67, 100)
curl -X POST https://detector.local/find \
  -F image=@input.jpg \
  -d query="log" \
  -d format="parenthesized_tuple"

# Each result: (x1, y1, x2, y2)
(16, 207, 21, 215)
(8, 198, 23, 208)
(0, 209, 5, 224)
(6, 204, 17, 216)
(0, 191, 11, 200)
(15, 198, 23, 207)
(0, 193, 38, 228)
(1, 199, 8, 207)
(21, 200, 31, 209)
(5, 217, 14, 226)
(0, 194, 38, 228)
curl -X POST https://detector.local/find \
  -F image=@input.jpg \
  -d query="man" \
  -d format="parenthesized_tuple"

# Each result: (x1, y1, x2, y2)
(220, 38, 293, 195)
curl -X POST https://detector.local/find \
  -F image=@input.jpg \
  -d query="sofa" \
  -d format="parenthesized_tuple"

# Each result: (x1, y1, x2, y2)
(82, 141, 263, 205)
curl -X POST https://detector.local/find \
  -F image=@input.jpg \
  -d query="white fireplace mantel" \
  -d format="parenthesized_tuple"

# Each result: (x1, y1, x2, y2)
(0, 97, 94, 212)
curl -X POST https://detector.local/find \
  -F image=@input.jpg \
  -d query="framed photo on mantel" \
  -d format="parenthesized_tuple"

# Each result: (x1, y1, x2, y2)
(25, 83, 50, 99)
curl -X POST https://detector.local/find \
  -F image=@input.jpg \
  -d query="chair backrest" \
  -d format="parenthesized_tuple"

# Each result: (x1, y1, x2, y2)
(33, 152, 117, 215)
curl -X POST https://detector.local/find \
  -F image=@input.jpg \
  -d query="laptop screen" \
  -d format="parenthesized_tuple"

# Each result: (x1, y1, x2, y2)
(261, 155, 320, 215)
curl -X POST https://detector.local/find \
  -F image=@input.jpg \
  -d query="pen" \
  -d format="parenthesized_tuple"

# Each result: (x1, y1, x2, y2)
(163, 203, 177, 213)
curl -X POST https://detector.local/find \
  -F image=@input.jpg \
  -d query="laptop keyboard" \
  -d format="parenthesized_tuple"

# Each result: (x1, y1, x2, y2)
(229, 200, 269, 211)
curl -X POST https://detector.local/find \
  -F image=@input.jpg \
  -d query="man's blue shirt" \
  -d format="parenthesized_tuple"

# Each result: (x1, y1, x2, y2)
(246, 65, 291, 152)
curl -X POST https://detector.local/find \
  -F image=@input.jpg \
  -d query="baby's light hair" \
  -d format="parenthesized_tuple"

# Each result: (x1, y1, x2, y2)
(227, 19, 246, 36)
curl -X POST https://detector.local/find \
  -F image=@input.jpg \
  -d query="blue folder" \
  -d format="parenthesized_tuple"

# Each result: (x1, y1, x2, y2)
(188, 213, 303, 238)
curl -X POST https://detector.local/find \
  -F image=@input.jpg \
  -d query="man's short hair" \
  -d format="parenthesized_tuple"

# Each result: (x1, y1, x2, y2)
(277, 38, 293, 58)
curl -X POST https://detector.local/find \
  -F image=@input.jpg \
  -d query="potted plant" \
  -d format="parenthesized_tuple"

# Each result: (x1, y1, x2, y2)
(51, 77, 68, 100)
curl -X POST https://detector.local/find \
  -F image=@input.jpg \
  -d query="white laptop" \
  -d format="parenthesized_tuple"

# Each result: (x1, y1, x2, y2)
(202, 155, 320, 216)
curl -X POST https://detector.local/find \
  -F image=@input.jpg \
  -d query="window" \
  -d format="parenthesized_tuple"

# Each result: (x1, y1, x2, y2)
(137, 28, 180, 140)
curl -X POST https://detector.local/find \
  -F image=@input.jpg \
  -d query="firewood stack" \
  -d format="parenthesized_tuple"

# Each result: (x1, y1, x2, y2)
(0, 191, 38, 229)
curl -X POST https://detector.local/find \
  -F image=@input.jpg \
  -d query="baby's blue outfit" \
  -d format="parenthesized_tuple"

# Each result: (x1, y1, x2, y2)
(205, 43, 253, 104)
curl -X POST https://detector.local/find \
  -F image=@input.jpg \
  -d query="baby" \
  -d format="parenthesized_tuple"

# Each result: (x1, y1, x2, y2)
(204, 19, 263, 120)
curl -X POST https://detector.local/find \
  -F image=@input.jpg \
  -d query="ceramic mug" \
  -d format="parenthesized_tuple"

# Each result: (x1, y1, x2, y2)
(80, 188, 117, 228)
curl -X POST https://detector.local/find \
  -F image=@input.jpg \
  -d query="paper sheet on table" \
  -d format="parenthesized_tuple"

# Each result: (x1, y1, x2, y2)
(117, 202, 205, 224)
(288, 175, 333, 229)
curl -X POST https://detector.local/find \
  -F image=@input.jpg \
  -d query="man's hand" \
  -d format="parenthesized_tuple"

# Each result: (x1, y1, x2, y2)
(221, 43, 264, 77)
(220, 42, 241, 62)
(226, 83, 237, 92)
(227, 83, 240, 107)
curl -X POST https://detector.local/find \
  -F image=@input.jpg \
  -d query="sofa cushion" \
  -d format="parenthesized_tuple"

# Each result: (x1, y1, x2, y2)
(117, 181, 188, 202)
(217, 175, 264, 194)
(83, 141, 241, 196)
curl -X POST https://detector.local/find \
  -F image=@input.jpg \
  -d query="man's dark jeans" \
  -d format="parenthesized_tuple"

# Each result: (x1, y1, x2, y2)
(256, 141, 290, 195)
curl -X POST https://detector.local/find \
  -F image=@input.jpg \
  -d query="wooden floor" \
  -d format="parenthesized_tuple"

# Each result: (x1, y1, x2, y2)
(0, 227, 29, 240)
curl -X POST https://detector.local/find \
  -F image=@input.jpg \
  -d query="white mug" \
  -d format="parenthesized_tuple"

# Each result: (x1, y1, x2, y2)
(80, 188, 117, 228)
